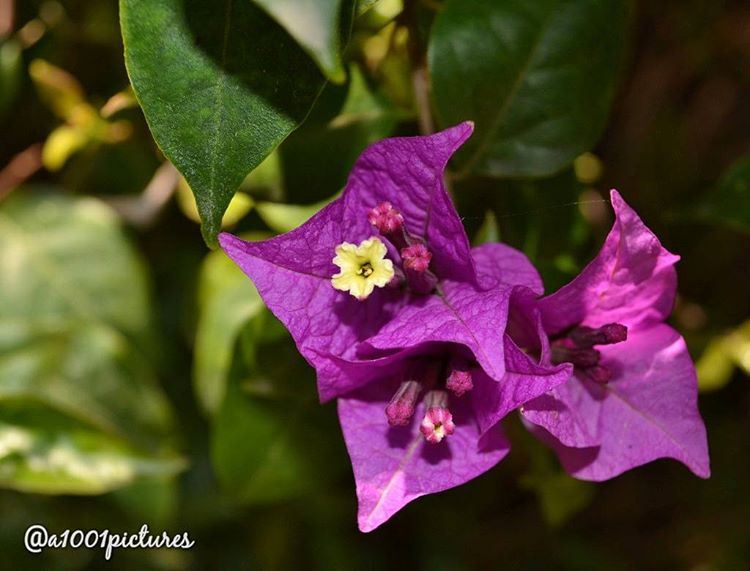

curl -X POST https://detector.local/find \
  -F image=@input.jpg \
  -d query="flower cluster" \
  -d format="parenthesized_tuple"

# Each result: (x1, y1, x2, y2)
(220, 123, 709, 532)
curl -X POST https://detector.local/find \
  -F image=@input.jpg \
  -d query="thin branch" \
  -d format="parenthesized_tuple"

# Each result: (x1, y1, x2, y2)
(0, 0, 13, 39)
(0, 144, 43, 201)
(105, 162, 180, 228)
(411, 65, 434, 135)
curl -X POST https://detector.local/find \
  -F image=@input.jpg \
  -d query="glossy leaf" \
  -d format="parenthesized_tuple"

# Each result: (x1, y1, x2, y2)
(120, 0, 326, 245)
(251, 0, 348, 83)
(429, 0, 627, 178)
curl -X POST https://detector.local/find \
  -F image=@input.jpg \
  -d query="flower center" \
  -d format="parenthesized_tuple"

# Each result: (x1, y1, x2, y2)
(331, 237, 395, 300)
(550, 323, 628, 383)
(385, 356, 475, 442)
(358, 262, 374, 277)
(367, 202, 440, 295)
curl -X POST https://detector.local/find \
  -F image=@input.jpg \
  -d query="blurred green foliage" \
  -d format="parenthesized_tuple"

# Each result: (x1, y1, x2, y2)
(0, 0, 749, 569)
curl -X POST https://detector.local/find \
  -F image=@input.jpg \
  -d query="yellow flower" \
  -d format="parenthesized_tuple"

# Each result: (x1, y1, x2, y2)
(331, 237, 395, 300)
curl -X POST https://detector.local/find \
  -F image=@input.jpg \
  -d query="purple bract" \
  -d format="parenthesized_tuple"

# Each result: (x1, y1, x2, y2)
(219, 123, 569, 531)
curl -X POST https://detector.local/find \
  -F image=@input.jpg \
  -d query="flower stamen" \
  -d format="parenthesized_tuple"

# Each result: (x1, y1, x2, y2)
(386, 380, 422, 426)
(550, 322, 628, 384)
(400, 243, 438, 295)
(446, 358, 474, 397)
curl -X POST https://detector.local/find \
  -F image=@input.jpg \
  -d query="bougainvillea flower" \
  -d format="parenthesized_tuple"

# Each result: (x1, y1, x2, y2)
(508, 190, 710, 480)
(219, 123, 570, 531)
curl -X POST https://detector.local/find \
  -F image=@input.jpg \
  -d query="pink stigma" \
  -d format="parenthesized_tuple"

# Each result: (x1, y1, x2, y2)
(385, 380, 421, 426)
(446, 365, 473, 397)
(368, 202, 404, 234)
(419, 390, 455, 443)
(401, 243, 432, 273)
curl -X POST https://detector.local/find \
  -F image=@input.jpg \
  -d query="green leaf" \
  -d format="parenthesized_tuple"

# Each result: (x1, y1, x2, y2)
(522, 468, 595, 527)
(120, 0, 327, 246)
(429, 0, 628, 178)
(520, 430, 595, 526)
(0, 191, 179, 493)
(0, 415, 182, 495)
(194, 249, 264, 415)
(111, 476, 179, 527)
(280, 65, 401, 202)
(356, 0, 380, 15)
(700, 154, 750, 234)
(473, 210, 500, 245)
(255, 196, 334, 234)
(0, 40, 22, 119)
(0, 191, 151, 341)
(212, 380, 339, 504)
(251, 0, 349, 83)
(697, 320, 750, 392)
(0, 320, 173, 446)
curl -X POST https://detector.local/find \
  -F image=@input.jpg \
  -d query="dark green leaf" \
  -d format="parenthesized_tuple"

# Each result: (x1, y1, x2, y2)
(251, 0, 348, 83)
(120, 0, 327, 245)
(0, 40, 21, 119)
(212, 381, 340, 504)
(473, 210, 500, 245)
(280, 65, 401, 202)
(519, 427, 595, 526)
(429, 0, 628, 178)
(700, 154, 750, 234)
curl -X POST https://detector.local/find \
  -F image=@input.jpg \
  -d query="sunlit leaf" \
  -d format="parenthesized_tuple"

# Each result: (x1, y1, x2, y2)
(255, 197, 334, 234)
(429, 0, 628, 178)
(697, 320, 750, 392)
(176, 178, 255, 228)
(120, 0, 327, 246)
(42, 126, 90, 171)
(0, 191, 178, 493)
(0, 416, 182, 495)
(29, 59, 87, 121)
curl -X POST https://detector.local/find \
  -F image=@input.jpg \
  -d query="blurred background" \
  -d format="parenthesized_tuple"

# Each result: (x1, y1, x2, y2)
(1, 0, 749, 568)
